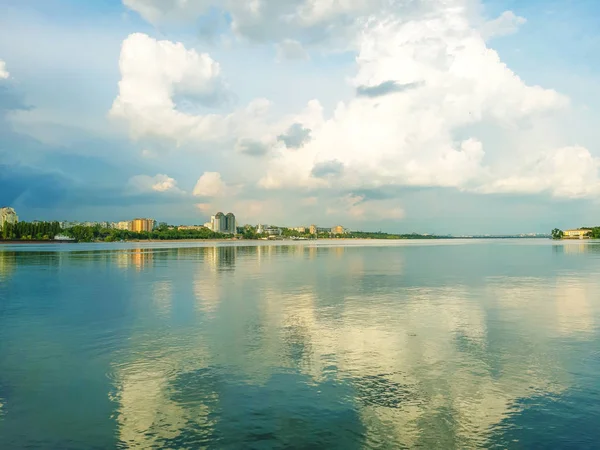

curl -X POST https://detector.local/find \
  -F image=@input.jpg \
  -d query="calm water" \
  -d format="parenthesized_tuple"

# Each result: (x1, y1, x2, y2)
(1, 239, 600, 449)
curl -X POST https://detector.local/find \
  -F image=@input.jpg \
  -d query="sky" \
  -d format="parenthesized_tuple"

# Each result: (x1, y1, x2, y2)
(0, 0, 599, 235)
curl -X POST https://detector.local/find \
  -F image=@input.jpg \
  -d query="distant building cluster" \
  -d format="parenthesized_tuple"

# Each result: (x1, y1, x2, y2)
(58, 218, 156, 232)
(177, 225, 206, 231)
(307, 224, 347, 235)
(0, 207, 19, 229)
(254, 223, 347, 237)
(204, 212, 236, 234)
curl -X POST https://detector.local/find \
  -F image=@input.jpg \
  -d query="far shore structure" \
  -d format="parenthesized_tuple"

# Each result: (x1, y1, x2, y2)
(563, 229, 593, 239)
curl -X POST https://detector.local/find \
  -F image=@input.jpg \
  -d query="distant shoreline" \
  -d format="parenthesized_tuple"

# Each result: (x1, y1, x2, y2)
(0, 236, 555, 245)
(0, 240, 76, 244)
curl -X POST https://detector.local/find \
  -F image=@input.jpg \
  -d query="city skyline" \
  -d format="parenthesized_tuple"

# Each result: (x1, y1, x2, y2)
(1, 205, 557, 238)
(1, 0, 599, 235)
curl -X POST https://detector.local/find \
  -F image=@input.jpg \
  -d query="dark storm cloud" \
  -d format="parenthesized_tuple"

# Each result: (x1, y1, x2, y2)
(356, 80, 423, 98)
(0, 164, 72, 208)
(311, 160, 344, 178)
(277, 123, 312, 149)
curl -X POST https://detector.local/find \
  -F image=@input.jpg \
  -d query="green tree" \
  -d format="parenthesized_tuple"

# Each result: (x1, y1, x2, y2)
(551, 228, 564, 240)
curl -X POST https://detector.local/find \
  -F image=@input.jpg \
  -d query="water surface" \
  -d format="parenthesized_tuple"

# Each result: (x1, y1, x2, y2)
(1, 239, 599, 448)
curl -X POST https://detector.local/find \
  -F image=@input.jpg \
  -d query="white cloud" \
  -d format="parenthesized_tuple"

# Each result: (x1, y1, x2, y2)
(481, 11, 527, 40)
(128, 174, 185, 194)
(192, 171, 228, 197)
(258, 3, 573, 196)
(109, 33, 227, 144)
(479, 146, 600, 199)
(115, 0, 599, 207)
(110, 34, 283, 147)
(276, 39, 309, 61)
(0, 59, 9, 79)
(122, 0, 390, 46)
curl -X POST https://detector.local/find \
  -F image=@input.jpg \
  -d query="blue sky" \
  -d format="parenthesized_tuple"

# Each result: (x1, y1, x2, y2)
(0, 0, 599, 234)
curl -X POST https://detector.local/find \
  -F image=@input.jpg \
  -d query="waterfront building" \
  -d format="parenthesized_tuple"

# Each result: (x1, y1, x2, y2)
(131, 218, 155, 233)
(331, 225, 346, 235)
(309, 224, 331, 235)
(114, 221, 131, 231)
(208, 212, 237, 234)
(225, 213, 236, 234)
(0, 207, 19, 229)
(291, 227, 306, 233)
(177, 225, 207, 231)
(563, 229, 592, 239)
(263, 227, 282, 236)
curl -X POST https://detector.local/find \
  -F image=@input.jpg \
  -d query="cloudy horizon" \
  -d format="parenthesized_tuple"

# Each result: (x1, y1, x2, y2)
(1, 0, 599, 235)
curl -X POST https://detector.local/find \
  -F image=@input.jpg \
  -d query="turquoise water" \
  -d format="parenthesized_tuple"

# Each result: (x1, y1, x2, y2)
(1, 239, 599, 449)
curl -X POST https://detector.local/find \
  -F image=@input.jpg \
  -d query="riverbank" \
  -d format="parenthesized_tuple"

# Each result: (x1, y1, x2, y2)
(0, 240, 76, 244)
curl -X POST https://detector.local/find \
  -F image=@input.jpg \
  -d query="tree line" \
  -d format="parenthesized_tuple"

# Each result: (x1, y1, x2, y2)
(0, 222, 226, 242)
(1, 221, 62, 240)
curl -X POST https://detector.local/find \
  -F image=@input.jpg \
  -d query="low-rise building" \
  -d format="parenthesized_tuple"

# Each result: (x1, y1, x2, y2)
(264, 227, 282, 236)
(331, 225, 346, 235)
(309, 225, 331, 235)
(177, 225, 206, 231)
(563, 229, 592, 239)
(0, 207, 18, 229)
(113, 221, 132, 231)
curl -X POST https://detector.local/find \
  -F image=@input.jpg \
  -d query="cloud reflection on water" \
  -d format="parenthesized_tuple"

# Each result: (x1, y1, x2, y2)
(1, 242, 600, 448)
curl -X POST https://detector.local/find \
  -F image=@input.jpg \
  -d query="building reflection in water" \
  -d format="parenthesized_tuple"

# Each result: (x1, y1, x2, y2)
(0, 251, 16, 281)
(553, 242, 600, 254)
(192, 246, 238, 316)
(113, 248, 154, 271)
(106, 244, 600, 448)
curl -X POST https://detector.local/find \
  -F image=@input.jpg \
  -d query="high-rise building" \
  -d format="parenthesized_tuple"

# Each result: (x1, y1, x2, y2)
(213, 212, 224, 233)
(0, 207, 18, 229)
(131, 218, 155, 233)
(225, 212, 236, 234)
(208, 212, 236, 234)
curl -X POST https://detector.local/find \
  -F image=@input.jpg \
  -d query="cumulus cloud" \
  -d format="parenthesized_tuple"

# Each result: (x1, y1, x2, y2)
(276, 39, 309, 61)
(128, 174, 184, 194)
(258, 2, 572, 197)
(110, 35, 282, 148)
(481, 11, 527, 40)
(109, 33, 228, 143)
(115, 0, 598, 210)
(122, 0, 390, 46)
(122, 0, 213, 25)
(0, 60, 9, 79)
(479, 147, 600, 199)
(277, 123, 312, 149)
(192, 171, 228, 197)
